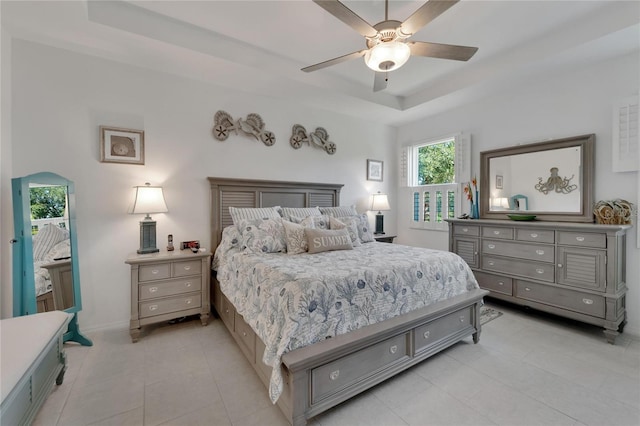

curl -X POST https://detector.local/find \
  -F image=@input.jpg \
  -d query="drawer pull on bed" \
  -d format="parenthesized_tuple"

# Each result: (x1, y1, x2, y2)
(149, 304, 158, 311)
(330, 370, 340, 381)
(184, 282, 192, 287)
(423, 330, 430, 339)
(185, 299, 192, 305)
(389, 345, 398, 354)
(583, 298, 594, 305)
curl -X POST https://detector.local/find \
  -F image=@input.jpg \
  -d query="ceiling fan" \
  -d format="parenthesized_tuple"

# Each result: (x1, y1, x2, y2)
(302, 0, 478, 92)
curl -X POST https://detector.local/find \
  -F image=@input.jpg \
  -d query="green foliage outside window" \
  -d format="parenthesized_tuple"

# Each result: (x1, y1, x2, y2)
(417, 140, 455, 185)
(30, 186, 66, 220)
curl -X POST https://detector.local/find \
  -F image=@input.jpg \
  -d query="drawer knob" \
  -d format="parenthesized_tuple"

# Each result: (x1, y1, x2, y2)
(525, 287, 531, 292)
(493, 230, 500, 235)
(149, 287, 158, 293)
(536, 268, 544, 274)
(423, 330, 430, 339)
(152, 269, 159, 275)
(389, 345, 398, 354)
(557, 263, 563, 268)
(536, 250, 545, 255)
(498, 281, 504, 286)
(459, 316, 465, 323)
(488, 244, 495, 249)
(183, 265, 192, 271)
(462, 228, 468, 232)
(330, 370, 340, 381)
(488, 261, 495, 266)
(530, 233, 538, 238)
(184, 282, 192, 287)
(185, 299, 192, 305)
(576, 236, 585, 242)
(582, 298, 594, 305)
(242, 331, 247, 337)
(149, 304, 158, 311)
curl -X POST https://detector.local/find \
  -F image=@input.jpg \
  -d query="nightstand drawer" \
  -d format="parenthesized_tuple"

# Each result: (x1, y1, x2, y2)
(139, 263, 171, 282)
(173, 260, 202, 277)
(139, 293, 201, 318)
(139, 277, 202, 300)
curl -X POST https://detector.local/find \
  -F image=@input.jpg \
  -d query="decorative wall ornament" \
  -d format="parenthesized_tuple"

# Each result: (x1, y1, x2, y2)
(212, 111, 275, 146)
(594, 199, 634, 225)
(535, 167, 577, 194)
(289, 124, 336, 155)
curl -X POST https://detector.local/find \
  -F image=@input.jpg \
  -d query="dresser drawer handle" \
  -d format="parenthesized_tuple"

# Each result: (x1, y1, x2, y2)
(184, 282, 192, 288)
(493, 230, 500, 235)
(459, 315, 465, 323)
(582, 298, 594, 305)
(183, 265, 192, 271)
(462, 227, 469, 232)
(185, 299, 192, 305)
(151, 269, 159, 275)
(488, 261, 495, 266)
(487, 244, 495, 249)
(498, 281, 504, 286)
(423, 330, 430, 339)
(525, 287, 531, 292)
(149, 304, 158, 311)
(149, 287, 158, 293)
(536, 250, 545, 255)
(557, 263, 563, 268)
(530, 233, 538, 238)
(330, 370, 340, 381)
(225, 309, 230, 314)
(389, 345, 398, 354)
(242, 331, 247, 337)
(536, 268, 544, 274)
(576, 236, 585, 242)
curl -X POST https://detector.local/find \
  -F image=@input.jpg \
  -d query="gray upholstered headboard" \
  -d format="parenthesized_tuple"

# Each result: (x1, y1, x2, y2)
(208, 177, 343, 249)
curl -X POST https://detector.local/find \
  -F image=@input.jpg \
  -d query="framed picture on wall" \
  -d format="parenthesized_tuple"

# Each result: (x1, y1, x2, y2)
(100, 126, 145, 165)
(495, 175, 503, 189)
(367, 159, 383, 181)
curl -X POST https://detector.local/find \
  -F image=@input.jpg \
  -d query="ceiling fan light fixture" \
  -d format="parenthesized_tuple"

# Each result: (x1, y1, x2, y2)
(364, 41, 410, 72)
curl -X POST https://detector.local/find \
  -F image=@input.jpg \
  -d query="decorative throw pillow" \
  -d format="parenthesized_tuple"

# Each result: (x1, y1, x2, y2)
(280, 207, 322, 221)
(282, 220, 313, 254)
(318, 205, 358, 217)
(237, 217, 287, 254)
(33, 224, 69, 261)
(329, 216, 361, 247)
(305, 228, 353, 254)
(290, 214, 329, 230)
(229, 206, 282, 226)
(340, 214, 375, 243)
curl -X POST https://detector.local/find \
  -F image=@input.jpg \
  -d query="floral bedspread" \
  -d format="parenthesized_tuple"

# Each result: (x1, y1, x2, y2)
(215, 239, 479, 403)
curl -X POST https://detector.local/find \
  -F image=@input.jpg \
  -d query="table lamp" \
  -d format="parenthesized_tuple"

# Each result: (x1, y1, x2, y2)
(131, 182, 168, 254)
(370, 192, 390, 235)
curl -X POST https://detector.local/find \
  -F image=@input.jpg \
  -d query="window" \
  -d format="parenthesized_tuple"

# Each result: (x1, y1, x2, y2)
(401, 134, 470, 230)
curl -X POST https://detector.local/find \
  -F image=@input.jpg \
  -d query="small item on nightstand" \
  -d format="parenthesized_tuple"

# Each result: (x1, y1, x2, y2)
(181, 240, 200, 251)
(167, 234, 174, 251)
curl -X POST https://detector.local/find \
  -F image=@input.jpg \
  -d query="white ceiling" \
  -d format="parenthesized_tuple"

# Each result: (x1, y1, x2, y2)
(3, 0, 639, 126)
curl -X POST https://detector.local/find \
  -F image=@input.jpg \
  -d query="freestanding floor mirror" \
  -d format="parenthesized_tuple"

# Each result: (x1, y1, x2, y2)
(12, 172, 92, 346)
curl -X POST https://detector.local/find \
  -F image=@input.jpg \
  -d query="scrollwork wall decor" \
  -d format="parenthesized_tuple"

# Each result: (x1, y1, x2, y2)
(212, 111, 275, 146)
(594, 199, 634, 225)
(290, 124, 336, 155)
(535, 167, 577, 194)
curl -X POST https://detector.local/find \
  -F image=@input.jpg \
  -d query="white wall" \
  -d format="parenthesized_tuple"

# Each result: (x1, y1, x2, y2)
(396, 51, 640, 337)
(2, 39, 397, 330)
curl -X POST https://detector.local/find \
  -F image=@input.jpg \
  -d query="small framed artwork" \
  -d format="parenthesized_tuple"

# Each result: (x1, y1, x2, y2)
(495, 175, 503, 189)
(367, 159, 383, 182)
(100, 126, 145, 165)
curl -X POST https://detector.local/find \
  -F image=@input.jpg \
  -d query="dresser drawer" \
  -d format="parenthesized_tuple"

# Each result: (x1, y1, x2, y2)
(173, 260, 202, 277)
(311, 333, 409, 404)
(482, 240, 554, 263)
(139, 293, 201, 318)
(516, 229, 555, 244)
(515, 280, 605, 318)
(139, 277, 202, 301)
(483, 256, 555, 282)
(453, 224, 480, 236)
(474, 271, 513, 296)
(482, 227, 514, 240)
(234, 312, 256, 363)
(139, 263, 171, 282)
(557, 231, 606, 248)
(414, 307, 472, 354)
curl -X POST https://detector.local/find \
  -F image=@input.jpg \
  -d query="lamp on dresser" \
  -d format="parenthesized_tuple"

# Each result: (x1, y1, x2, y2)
(370, 192, 390, 235)
(131, 182, 168, 254)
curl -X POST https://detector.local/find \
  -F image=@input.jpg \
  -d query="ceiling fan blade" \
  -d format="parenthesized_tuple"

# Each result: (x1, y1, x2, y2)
(302, 49, 367, 73)
(373, 72, 388, 92)
(313, 0, 378, 38)
(400, 0, 459, 36)
(409, 41, 478, 61)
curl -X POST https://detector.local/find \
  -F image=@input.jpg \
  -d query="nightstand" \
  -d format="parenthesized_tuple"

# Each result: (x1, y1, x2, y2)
(125, 249, 211, 342)
(375, 235, 396, 243)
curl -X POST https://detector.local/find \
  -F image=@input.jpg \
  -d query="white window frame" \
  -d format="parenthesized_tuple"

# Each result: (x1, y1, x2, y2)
(402, 133, 471, 231)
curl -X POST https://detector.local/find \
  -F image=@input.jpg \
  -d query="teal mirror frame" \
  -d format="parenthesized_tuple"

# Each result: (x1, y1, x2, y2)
(12, 172, 92, 346)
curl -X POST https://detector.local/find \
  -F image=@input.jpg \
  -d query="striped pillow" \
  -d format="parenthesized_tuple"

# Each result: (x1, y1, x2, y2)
(318, 205, 358, 217)
(229, 206, 281, 225)
(33, 224, 69, 261)
(280, 207, 321, 221)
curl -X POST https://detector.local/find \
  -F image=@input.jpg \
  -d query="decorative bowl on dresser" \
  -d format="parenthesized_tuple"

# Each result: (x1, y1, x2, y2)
(447, 218, 630, 343)
(125, 249, 212, 342)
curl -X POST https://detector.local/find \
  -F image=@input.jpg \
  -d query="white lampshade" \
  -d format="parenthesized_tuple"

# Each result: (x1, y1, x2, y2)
(364, 41, 411, 72)
(132, 183, 168, 217)
(371, 192, 391, 212)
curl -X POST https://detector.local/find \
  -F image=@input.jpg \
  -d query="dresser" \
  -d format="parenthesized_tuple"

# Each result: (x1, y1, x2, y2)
(125, 250, 211, 342)
(447, 219, 630, 343)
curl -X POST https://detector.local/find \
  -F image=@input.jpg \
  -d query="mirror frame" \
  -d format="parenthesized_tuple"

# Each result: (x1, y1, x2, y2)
(480, 134, 595, 222)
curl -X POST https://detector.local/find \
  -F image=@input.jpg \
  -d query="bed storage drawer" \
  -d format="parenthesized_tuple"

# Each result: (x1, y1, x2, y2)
(139, 277, 202, 300)
(515, 280, 605, 317)
(173, 260, 202, 277)
(474, 271, 513, 296)
(139, 293, 201, 318)
(218, 292, 236, 331)
(138, 263, 171, 281)
(414, 307, 472, 354)
(311, 333, 409, 404)
(235, 312, 256, 362)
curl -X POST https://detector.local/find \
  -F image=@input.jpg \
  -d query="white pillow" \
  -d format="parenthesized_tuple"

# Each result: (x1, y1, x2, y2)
(33, 224, 69, 261)
(229, 206, 281, 225)
(329, 216, 361, 247)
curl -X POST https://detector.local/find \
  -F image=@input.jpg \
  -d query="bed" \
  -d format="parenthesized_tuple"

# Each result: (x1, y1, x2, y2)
(209, 177, 488, 426)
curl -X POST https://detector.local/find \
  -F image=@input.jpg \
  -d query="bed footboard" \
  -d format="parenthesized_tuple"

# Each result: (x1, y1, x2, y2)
(213, 278, 488, 425)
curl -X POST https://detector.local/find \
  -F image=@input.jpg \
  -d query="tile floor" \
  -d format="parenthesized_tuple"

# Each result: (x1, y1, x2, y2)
(33, 300, 640, 426)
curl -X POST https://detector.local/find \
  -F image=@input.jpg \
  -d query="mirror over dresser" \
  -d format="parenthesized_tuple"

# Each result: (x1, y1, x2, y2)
(448, 134, 631, 344)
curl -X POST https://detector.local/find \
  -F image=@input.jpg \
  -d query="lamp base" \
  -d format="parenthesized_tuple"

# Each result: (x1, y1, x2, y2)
(374, 213, 385, 235)
(138, 219, 159, 254)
